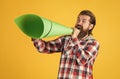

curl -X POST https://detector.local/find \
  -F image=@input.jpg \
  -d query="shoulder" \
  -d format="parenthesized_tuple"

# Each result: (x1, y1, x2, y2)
(86, 36, 100, 46)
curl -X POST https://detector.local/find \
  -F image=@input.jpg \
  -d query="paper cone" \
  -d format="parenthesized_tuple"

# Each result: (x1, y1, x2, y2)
(14, 14, 73, 38)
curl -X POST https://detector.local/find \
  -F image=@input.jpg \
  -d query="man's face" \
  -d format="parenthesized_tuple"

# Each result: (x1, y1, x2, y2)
(75, 15, 93, 33)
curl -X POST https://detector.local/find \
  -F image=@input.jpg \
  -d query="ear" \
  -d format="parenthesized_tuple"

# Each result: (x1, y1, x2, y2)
(89, 24, 93, 30)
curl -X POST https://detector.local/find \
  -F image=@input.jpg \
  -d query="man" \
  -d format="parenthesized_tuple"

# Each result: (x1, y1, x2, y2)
(32, 10, 100, 79)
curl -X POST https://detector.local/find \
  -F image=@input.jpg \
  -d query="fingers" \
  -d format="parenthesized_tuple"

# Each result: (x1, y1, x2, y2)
(72, 27, 80, 38)
(31, 38, 35, 41)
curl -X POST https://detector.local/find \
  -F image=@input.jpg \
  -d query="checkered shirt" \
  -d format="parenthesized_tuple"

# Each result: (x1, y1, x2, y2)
(32, 35, 100, 79)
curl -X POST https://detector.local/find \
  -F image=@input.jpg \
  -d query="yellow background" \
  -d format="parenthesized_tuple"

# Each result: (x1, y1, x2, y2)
(0, 0, 120, 79)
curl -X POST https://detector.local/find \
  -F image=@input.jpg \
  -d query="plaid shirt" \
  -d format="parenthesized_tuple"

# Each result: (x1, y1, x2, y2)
(32, 35, 100, 79)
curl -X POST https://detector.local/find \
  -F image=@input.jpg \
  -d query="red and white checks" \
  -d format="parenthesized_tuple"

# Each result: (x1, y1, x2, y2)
(32, 35, 100, 79)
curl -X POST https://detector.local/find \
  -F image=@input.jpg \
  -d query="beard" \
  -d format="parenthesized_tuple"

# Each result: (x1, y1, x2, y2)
(75, 25, 89, 39)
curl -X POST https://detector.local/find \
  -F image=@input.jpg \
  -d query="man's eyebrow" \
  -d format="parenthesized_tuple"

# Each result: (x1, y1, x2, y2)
(81, 19, 87, 20)
(77, 18, 87, 20)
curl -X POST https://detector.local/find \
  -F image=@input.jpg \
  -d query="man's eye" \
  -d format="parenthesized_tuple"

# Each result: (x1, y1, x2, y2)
(82, 20, 86, 23)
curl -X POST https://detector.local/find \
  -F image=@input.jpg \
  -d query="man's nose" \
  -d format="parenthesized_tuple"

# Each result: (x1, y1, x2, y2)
(76, 23, 82, 27)
(78, 21, 82, 25)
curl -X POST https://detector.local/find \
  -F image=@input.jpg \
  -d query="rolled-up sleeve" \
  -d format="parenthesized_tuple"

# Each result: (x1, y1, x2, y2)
(32, 36, 64, 53)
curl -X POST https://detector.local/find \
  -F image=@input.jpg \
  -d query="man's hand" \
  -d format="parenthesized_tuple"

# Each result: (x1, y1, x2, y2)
(72, 28, 81, 39)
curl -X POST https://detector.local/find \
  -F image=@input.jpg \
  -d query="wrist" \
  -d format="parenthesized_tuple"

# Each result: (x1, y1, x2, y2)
(72, 34, 77, 39)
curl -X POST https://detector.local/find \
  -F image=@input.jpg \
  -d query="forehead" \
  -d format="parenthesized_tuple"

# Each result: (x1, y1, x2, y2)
(78, 15, 90, 20)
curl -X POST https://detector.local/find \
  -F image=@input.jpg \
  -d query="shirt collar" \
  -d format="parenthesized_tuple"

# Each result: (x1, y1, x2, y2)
(81, 35, 94, 41)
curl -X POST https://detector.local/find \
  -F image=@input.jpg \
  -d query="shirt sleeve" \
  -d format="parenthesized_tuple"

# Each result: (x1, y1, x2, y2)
(32, 36, 64, 53)
(71, 37, 100, 65)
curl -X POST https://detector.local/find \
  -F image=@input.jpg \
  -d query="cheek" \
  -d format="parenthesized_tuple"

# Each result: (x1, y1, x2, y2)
(82, 24, 89, 30)
(83, 27, 89, 31)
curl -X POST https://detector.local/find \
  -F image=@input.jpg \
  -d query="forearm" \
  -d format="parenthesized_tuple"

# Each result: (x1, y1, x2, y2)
(32, 38, 47, 53)
(32, 37, 63, 53)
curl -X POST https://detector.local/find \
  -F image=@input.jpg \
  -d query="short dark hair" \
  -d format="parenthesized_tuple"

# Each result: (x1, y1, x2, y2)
(79, 10, 96, 35)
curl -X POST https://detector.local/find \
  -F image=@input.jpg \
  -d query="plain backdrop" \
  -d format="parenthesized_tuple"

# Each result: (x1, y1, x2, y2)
(0, 0, 120, 79)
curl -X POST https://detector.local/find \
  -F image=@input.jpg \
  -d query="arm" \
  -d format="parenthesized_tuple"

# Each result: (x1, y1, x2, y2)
(32, 36, 64, 53)
(72, 37, 100, 65)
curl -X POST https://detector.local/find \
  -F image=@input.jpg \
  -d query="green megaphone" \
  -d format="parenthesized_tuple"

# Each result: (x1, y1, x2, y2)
(14, 14, 73, 38)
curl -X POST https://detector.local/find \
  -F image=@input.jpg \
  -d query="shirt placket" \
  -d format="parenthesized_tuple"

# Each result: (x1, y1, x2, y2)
(64, 38, 76, 79)
(69, 54, 76, 79)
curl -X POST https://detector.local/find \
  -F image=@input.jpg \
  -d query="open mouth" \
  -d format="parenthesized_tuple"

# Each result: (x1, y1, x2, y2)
(75, 25, 82, 30)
